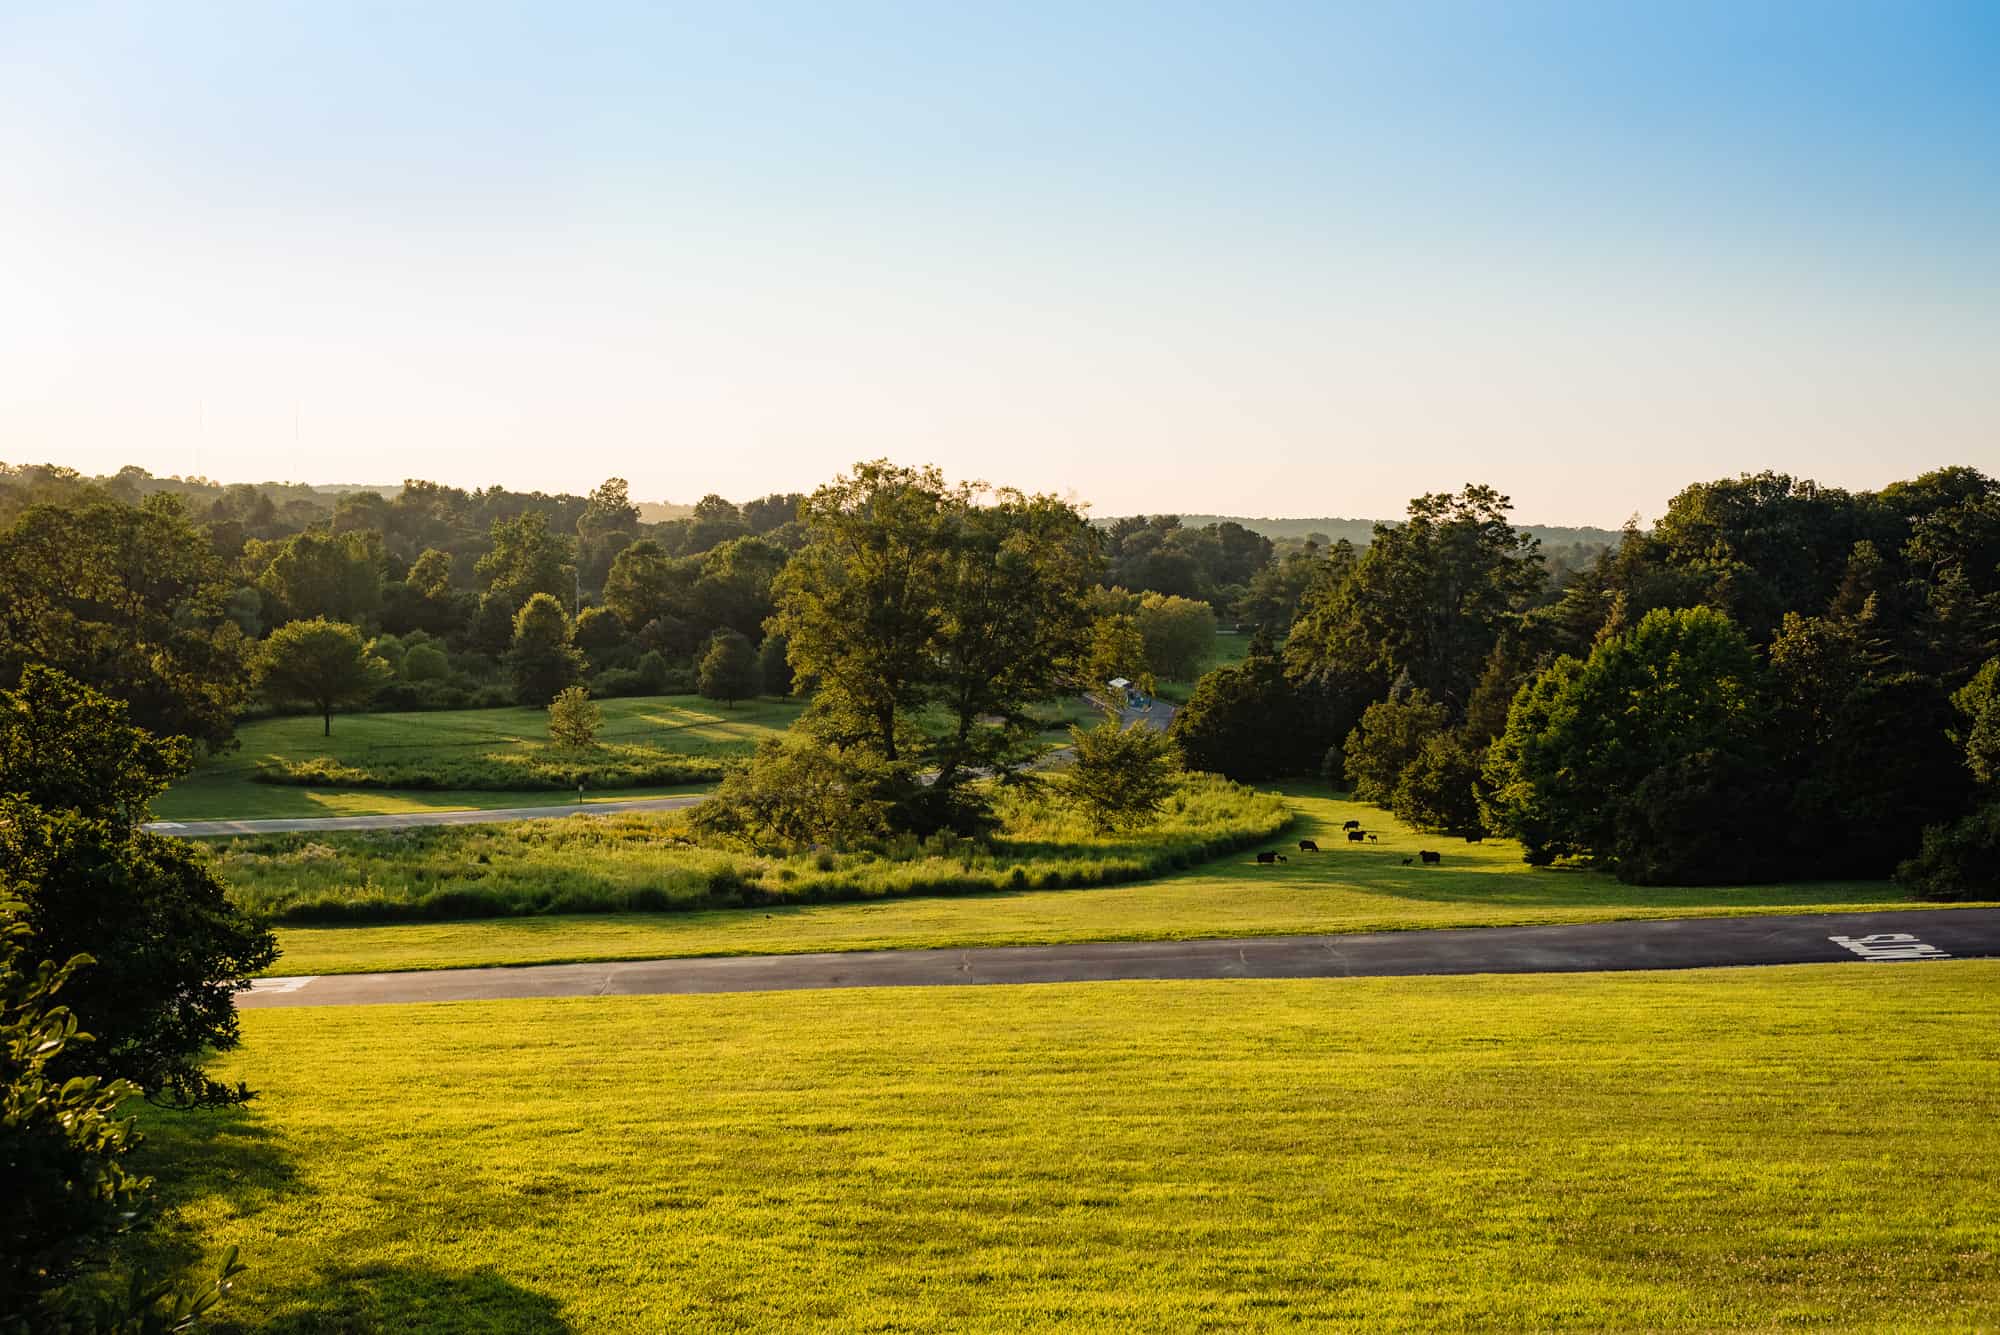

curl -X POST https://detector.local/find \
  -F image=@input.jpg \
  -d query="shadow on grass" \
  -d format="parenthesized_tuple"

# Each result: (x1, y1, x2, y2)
(134, 1108, 571, 1333)
(229, 1265, 571, 1334)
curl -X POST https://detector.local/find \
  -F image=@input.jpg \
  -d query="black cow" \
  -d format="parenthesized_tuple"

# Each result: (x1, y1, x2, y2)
(1401, 857, 1413, 866)
(1298, 839, 1320, 853)
(1463, 833, 1484, 843)
(1367, 833, 1378, 842)
(1346, 830, 1365, 843)
(1256, 850, 1287, 864)
(1419, 849, 1441, 865)
(1342, 819, 1362, 831)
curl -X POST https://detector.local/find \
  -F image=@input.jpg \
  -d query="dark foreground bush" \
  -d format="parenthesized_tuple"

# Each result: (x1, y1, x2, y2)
(1895, 802, 2000, 902)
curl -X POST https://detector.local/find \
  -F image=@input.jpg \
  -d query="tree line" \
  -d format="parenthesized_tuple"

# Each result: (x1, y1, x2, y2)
(0, 465, 1286, 744)
(1170, 468, 2000, 897)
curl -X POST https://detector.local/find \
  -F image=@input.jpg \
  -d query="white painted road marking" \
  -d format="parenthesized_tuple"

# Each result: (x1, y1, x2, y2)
(246, 976, 317, 994)
(1828, 933, 1952, 962)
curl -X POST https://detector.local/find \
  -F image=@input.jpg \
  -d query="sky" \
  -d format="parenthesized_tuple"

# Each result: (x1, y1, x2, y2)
(1, 2, 1995, 525)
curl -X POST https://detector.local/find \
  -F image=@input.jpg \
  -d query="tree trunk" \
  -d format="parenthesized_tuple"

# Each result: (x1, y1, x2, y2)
(323, 708, 332, 737)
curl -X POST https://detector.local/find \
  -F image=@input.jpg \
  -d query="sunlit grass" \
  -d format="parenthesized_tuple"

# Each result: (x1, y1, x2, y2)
(146, 962, 2000, 1331)
(155, 695, 804, 820)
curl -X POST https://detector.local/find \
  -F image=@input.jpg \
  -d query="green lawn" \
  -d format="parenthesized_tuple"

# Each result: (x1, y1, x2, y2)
(145, 962, 2000, 1331)
(155, 696, 804, 821)
(263, 787, 1965, 976)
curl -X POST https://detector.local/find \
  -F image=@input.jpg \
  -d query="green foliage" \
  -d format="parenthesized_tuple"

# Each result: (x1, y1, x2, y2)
(546, 687, 601, 752)
(1285, 485, 1544, 712)
(1896, 802, 2000, 902)
(1134, 593, 1217, 681)
(1082, 606, 1147, 692)
(475, 511, 574, 613)
(771, 462, 1094, 804)
(1953, 658, 2000, 784)
(400, 643, 450, 683)
(506, 593, 584, 706)
(254, 529, 383, 624)
(1062, 713, 1181, 832)
(633, 650, 678, 694)
(1168, 637, 1322, 781)
(256, 619, 392, 736)
(1343, 690, 1450, 804)
(696, 630, 758, 708)
(1, 894, 248, 1328)
(405, 547, 453, 601)
(0, 666, 194, 826)
(0, 897, 145, 1328)
(756, 632, 793, 698)
(0, 671, 277, 1109)
(0, 496, 251, 750)
(688, 733, 898, 851)
(1388, 731, 1485, 835)
(603, 540, 696, 630)
(1484, 607, 1772, 880)
(571, 605, 625, 655)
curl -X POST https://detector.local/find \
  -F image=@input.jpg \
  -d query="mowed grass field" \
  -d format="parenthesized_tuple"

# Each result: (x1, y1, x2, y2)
(154, 696, 806, 821)
(146, 963, 2000, 1331)
(264, 786, 1960, 975)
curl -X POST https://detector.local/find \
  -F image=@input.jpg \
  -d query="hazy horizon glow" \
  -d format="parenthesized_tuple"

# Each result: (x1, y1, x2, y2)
(3, 2, 1995, 525)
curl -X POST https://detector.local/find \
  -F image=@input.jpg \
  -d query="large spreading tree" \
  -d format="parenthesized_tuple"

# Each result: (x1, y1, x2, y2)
(764, 460, 1096, 830)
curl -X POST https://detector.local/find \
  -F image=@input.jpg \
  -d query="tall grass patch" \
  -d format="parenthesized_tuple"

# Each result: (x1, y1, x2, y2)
(208, 775, 1289, 924)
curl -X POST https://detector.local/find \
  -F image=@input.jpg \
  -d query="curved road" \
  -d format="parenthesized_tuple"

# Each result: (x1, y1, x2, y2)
(239, 907, 2000, 1008)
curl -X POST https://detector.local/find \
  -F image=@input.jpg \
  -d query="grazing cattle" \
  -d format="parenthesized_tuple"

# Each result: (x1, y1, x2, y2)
(1256, 850, 1287, 864)
(1298, 839, 1320, 853)
(1346, 830, 1365, 843)
(1342, 819, 1362, 831)
(1463, 833, 1484, 843)
(1367, 833, 1379, 842)
(1419, 849, 1441, 865)
(1401, 857, 1414, 866)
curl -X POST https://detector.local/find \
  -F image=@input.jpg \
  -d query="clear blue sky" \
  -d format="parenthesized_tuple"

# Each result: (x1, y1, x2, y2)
(2, 1, 1994, 523)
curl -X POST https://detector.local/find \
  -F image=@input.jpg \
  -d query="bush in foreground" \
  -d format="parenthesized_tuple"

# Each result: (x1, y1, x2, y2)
(1896, 802, 2000, 902)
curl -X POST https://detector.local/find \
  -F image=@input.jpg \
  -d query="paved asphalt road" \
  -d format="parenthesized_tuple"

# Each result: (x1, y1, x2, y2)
(239, 907, 2000, 1009)
(145, 793, 705, 838)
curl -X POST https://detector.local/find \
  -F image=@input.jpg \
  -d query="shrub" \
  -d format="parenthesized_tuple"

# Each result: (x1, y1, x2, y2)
(589, 668, 648, 699)
(1061, 712, 1180, 832)
(547, 686, 602, 751)
(403, 643, 450, 683)
(1896, 802, 2000, 902)
(634, 651, 672, 693)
